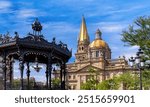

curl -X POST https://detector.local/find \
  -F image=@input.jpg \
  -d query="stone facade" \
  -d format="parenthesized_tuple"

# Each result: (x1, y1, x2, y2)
(65, 16, 131, 90)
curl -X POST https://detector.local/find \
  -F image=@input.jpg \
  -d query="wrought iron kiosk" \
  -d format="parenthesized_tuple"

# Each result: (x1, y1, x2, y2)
(0, 19, 71, 90)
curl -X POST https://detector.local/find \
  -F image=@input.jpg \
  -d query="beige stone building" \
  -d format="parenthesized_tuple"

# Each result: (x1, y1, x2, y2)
(66, 16, 131, 90)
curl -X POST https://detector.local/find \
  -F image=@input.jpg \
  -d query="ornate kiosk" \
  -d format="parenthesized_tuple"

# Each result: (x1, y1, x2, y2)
(0, 19, 72, 90)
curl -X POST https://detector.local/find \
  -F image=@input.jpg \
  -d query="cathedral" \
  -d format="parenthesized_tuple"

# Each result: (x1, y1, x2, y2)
(66, 16, 130, 90)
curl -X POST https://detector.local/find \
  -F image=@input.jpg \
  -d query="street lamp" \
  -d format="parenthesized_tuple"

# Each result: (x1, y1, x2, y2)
(129, 56, 135, 67)
(129, 48, 144, 90)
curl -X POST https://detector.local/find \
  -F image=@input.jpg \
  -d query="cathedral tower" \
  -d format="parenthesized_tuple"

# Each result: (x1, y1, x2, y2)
(75, 16, 90, 62)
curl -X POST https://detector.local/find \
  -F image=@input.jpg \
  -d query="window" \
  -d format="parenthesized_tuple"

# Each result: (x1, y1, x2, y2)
(96, 51, 99, 57)
(82, 57, 84, 60)
(82, 47, 84, 50)
(69, 75, 71, 79)
(73, 75, 76, 79)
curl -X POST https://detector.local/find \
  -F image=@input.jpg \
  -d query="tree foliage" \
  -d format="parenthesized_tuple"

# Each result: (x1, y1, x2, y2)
(81, 69, 150, 90)
(52, 78, 61, 89)
(121, 16, 150, 59)
(12, 78, 35, 90)
(142, 69, 150, 89)
(118, 72, 137, 90)
(81, 78, 97, 90)
(81, 67, 98, 90)
(96, 77, 120, 90)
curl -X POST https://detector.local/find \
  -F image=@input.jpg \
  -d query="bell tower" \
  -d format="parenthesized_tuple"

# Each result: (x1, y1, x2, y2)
(75, 16, 90, 62)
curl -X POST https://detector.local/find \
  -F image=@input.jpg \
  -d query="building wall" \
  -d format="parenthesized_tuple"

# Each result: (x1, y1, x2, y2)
(66, 57, 129, 90)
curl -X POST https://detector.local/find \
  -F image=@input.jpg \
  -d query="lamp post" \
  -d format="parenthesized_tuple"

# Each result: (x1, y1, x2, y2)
(129, 56, 136, 89)
(129, 48, 144, 90)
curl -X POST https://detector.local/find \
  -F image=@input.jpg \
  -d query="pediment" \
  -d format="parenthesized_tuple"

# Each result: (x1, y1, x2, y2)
(75, 65, 102, 73)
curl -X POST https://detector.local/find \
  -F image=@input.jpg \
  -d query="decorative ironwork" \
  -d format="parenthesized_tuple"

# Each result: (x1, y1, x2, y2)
(32, 57, 42, 72)
(0, 32, 16, 44)
(26, 62, 30, 89)
(32, 18, 42, 36)
(0, 18, 72, 90)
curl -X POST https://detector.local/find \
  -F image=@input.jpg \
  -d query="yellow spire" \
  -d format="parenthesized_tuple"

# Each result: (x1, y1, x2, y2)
(78, 16, 89, 42)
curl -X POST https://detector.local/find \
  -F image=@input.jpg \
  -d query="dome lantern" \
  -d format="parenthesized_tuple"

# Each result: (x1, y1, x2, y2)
(89, 29, 107, 49)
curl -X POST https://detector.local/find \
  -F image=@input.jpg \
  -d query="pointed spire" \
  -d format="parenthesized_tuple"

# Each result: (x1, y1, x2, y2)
(95, 29, 102, 40)
(78, 15, 89, 42)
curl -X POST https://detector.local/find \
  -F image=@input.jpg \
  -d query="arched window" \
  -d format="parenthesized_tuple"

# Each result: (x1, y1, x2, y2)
(82, 47, 84, 50)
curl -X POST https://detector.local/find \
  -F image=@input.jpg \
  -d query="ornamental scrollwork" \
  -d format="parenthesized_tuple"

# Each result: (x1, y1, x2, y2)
(0, 32, 19, 44)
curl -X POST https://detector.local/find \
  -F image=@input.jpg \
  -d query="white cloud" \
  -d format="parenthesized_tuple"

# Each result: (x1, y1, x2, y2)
(0, 1, 12, 13)
(17, 9, 37, 18)
(101, 24, 124, 33)
(87, 4, 148, 18)
(16, 8, 47, 19)
(43, 22, 78, 33)
(42, 22, 79, 43)
(0, 1, 12, 9)
(91, 21, 128, 34)
(128, 45, 139, 50)
(107, 5, 146, 15)
(113, 46, 139, 60)
(123, 46, 139, 59)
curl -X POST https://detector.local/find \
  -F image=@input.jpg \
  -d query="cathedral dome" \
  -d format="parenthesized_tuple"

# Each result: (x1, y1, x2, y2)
(89, 39, 107, 48)
(89, 29, 107, 49)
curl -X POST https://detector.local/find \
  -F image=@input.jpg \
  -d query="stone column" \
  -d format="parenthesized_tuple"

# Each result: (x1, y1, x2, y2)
(26, 62, 30, 90)
(77, 75, 81, 90)
(19, 57, 24, 90)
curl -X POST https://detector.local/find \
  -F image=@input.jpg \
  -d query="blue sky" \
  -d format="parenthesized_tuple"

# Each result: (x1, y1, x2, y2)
(1, 0, 150, 82)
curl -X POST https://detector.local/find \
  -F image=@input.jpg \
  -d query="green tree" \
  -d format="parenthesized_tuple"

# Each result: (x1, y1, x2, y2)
(12, 79, 21, 89)
(121, 16, 150, 59)
(12, 78, 35, 90)
(117, 70, 150, 90)
(81, 78, 97, 90)
(80, 67, 98, 90)
(81, 68, 150, 90)
(96, 77, 120, 90)
(52, 78, 60, 89)
(118, 72, 137, 90)
(142, 69, 150, 90)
